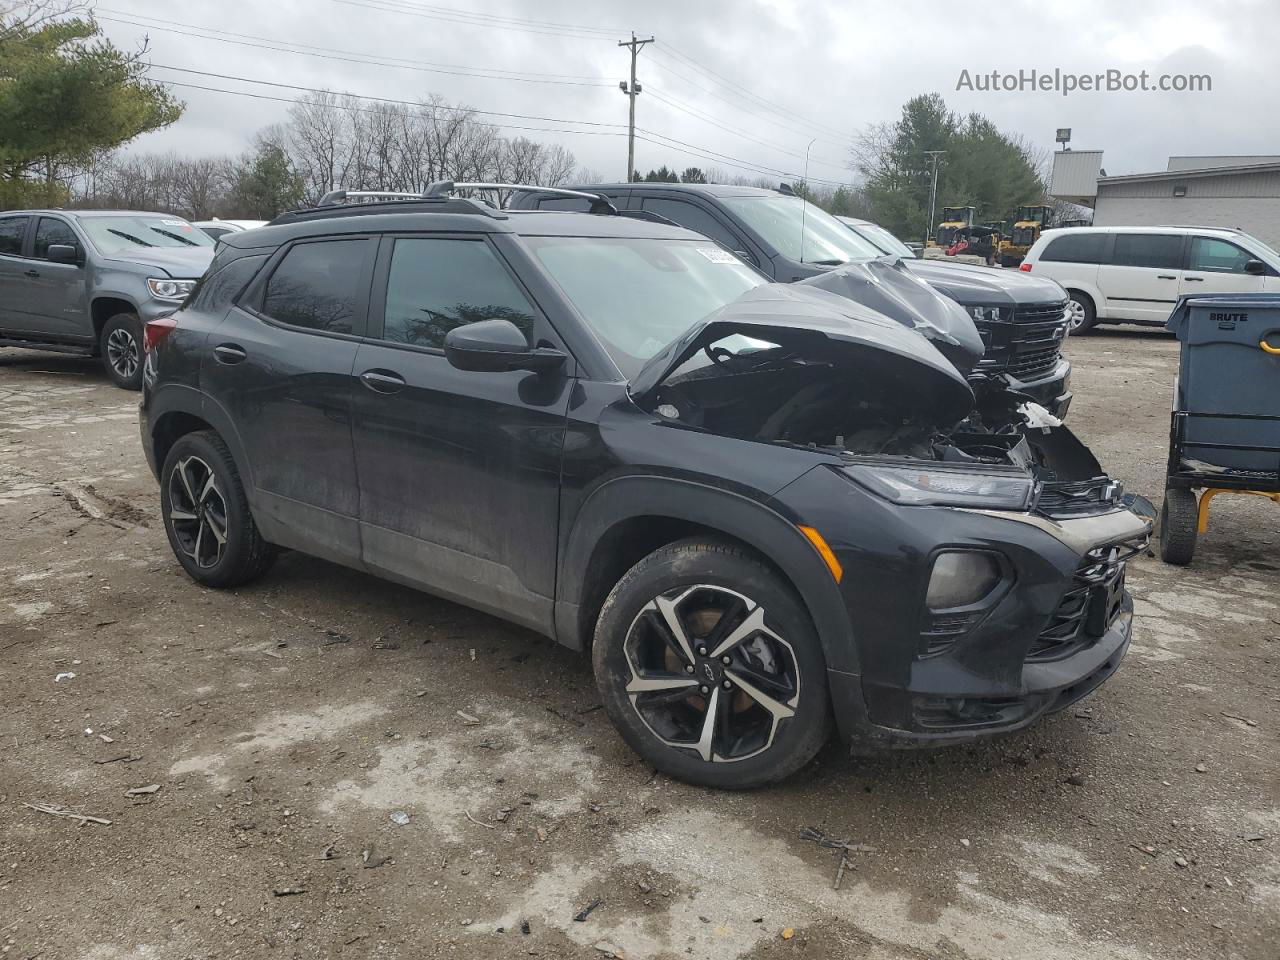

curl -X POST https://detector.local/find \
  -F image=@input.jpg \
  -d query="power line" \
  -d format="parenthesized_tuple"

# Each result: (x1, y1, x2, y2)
(645, 87, 848, 170)
(328, 0, 621, 42)
(96, 12, 612, 86)
(658, 43, 854, 144)
(641, 51, 852, 152)
(148, 64, 627, 130)
(152, 72, 854, 185)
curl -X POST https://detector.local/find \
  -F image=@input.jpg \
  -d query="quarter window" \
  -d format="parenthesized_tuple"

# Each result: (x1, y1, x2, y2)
(380, 238, 537, 349)
(0, 217, 28, 256)
(33, 218, 78, 259)
(1110, 233, 1182, 270)
(1040, 232, 1106, 264)
(1188, 237, 1256, 274)
(261, 239, 372, 335)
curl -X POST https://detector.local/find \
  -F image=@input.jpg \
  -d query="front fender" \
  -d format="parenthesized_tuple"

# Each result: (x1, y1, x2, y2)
(555, 474, 858, 675)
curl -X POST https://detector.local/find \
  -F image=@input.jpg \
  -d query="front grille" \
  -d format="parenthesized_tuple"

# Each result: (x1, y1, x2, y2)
(1012, 227, 1036, 246)
(1013, 301, 1069, 325)
(974, 301, 1067, 382)
(1006, 345, 1061, 381)
(1027, 535, 1147, 662)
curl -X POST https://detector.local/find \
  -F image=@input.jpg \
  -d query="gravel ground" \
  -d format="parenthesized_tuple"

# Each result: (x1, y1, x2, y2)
(1, 328, 1276, 960)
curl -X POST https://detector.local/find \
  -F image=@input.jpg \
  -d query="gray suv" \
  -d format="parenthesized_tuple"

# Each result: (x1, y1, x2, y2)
(0, 209, 216, 389)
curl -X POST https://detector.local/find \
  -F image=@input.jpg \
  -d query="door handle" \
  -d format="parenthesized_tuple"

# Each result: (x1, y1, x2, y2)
(23, 269, 39, 278)
(359, 369, 406, 394)
(213, 343, 247, 364)
(1157, 274, 1176, 280)
(1185, 276, 1204, 282)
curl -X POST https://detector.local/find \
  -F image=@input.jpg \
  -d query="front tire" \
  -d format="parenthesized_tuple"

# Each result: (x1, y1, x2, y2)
(160, 430, 275, 587)
(100, 312, 143, 390)
(592, 539, 832, 789)
(1159, 487, 1198, 565)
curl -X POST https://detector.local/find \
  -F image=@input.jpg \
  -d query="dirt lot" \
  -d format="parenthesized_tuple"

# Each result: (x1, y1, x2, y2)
(1, 328, 1277, 960)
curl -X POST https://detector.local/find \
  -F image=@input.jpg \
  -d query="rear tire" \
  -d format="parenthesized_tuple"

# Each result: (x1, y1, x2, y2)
(160, 430, 276, 587)
(1159, 487, 1198, 565)
(100, 312, 143, 390)
(591, 538, 832, 789)
(1066, 291, 1097, 334)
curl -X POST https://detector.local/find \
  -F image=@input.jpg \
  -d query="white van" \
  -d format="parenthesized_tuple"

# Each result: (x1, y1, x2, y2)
(1020, 225, 1280, 332)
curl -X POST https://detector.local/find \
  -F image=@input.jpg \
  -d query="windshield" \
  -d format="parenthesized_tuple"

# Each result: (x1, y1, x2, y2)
(840, 219, 916, 258)
(80, 216, 214, 254)
(719, 195, 885, 265)
(525, 237, 766, 378)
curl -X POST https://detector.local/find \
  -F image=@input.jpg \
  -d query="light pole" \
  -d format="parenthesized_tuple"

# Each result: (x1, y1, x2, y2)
(924, 150, 946, 246)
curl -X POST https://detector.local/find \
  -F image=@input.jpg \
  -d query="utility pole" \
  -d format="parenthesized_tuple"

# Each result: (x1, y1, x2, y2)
(924, 150, 946, 246)
(618, 32, 654, 181)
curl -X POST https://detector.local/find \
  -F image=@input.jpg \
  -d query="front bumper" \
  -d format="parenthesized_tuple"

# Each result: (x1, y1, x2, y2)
(770, 467, 1151, 750)
(1009, 356, 1072, 419)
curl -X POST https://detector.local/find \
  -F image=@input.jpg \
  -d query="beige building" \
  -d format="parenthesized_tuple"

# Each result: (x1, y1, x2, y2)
(1049, 151, 1280, 249)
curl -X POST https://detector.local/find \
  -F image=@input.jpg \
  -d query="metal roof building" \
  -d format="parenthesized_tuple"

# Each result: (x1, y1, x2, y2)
(1049, 152, 1280, 249)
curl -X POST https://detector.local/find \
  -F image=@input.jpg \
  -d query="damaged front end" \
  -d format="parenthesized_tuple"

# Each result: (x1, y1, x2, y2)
(630, 282, 1127, 522)
(630, 281, 1152, 747)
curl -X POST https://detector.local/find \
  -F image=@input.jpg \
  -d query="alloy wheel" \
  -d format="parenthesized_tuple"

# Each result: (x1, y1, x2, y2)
(167, 455, 229, 569)
(106, 327, 139, 379)
(1067, 299, 1088, 331)
(622, 584, 800, 763)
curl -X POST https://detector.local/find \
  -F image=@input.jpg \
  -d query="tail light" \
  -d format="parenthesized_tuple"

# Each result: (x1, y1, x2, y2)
(143, 316, 178, 353)
(1018, 262, 1033, 272)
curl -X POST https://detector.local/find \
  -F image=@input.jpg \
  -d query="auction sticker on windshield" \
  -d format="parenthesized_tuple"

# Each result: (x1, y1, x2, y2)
(696, 246, 740, 263)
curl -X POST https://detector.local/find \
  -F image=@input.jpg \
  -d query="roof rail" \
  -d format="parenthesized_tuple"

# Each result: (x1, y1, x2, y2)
(316, 189, 426, 207)
(1153, 223, 1245, 232)
(427, 181, 620, 215)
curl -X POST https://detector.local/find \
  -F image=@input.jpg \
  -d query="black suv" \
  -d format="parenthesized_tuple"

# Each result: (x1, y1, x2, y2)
(140, 186, 1149, 789)
(509, 183, 1073, 417)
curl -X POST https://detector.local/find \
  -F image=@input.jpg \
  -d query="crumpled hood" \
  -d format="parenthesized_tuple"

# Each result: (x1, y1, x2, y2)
(102, 245, 215, 279)
(630, 283, 974, 425)
(798, 258, 986, 372)
(904, 259, 1067, 306)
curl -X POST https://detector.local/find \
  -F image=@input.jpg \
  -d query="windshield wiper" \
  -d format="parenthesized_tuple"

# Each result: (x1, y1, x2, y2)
(808, 259, 846, 266)
(151, 227, 198, 246)
(106, 228, 154, 247)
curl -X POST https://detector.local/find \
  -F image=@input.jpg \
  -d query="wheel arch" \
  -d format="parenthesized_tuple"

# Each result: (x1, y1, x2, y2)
(1064, 285, 1100, 318)
(555, 475, 858, 675)
(91, 296, 139, 340)
(145, 386, 256, 494)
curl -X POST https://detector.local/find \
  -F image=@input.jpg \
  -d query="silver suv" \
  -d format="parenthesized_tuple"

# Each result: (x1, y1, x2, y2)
(0, 209, 216, 389)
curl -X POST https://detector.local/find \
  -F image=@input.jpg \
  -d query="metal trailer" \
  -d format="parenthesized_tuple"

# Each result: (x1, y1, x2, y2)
(1160, 294, 1280, 563)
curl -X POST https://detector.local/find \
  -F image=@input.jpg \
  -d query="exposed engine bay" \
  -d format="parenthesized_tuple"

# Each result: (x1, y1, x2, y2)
(629, 283, 1124, 519)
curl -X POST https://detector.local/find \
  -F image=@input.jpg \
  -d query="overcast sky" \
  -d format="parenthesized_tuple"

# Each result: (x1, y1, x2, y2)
(98, 0, 1280, 186)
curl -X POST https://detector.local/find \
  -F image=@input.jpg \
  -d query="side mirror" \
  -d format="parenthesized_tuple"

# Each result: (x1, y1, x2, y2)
(46, 244, 80, 265)
(1245, 258, 1267, 276)
(444, 318, 565, 373)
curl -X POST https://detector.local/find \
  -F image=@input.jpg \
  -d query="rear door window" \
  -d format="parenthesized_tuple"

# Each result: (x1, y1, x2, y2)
(1188, 237, 1256, 274)
(33, 218, 79, 259)
(0, 217, 28, 256)
(260, 238, 374, 336)
(379, 237, 538, 348)
(1040, 232, 1106, 263)
(1110, 233, 1183, 269)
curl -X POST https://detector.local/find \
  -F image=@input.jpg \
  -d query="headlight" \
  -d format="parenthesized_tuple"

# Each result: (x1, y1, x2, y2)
(926, 551, 1003, 609)
(146, 278, 197, 302)
(968, 305, 1009, 324)
(842, 462, 1034, 510)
